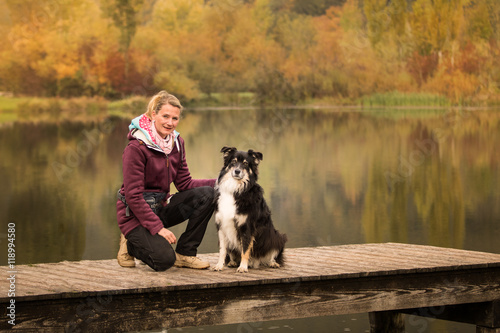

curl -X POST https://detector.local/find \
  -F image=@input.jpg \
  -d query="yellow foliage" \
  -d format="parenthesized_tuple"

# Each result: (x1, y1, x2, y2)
(154, 69, 200, 101)
(0, 0, 499, 103)
(425, 69, 479, 103)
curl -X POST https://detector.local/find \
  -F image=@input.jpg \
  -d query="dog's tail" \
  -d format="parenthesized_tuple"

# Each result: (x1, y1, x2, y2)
(275, 232, 287, 266)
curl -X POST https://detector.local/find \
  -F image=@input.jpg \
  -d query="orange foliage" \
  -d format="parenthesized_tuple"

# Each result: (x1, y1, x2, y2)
(406, 51, 439, 87)
(0, 0, 499, 103)
(456, 42, 484, 75)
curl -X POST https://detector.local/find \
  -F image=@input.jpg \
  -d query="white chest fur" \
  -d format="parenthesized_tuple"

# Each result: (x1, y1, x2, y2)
(216, 191, 237, 223)
(216, 177, 248, 250)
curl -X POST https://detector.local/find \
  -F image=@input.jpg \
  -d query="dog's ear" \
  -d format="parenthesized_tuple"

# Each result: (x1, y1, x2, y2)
(221, 146, 237, 164)
(248, 150, 263, 165)
(221, 146, 237, 157)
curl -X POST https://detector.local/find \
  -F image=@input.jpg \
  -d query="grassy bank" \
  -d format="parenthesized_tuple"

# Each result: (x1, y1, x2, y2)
(0, 96, 109, 123)
(0, 92, 257, 123)
(0, 96, 28, 123)
(0, 91, 496, 124)
(358, 91, 452, 107)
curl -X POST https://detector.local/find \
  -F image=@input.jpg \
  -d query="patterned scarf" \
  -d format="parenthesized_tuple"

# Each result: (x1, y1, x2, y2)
(138, 114, 174, 155)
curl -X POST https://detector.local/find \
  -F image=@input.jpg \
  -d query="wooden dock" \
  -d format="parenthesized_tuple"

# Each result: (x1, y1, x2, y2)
(2, 243, 500, 332)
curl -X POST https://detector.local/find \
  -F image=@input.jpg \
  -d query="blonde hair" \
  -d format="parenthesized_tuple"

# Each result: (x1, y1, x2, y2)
(145, 90, 183, 119)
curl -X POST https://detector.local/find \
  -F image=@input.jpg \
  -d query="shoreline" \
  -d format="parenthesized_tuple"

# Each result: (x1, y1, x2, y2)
(1, 94, 499, 125)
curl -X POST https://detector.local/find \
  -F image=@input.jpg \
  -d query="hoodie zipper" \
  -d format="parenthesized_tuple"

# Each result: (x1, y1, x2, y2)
(165, 154, 170, 194)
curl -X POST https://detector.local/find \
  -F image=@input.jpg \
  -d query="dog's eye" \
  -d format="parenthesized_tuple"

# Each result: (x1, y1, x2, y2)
(243, 161, 249, 166)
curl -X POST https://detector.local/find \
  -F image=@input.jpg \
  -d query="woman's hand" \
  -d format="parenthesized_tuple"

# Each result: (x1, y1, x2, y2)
(158, 228, 177, 244)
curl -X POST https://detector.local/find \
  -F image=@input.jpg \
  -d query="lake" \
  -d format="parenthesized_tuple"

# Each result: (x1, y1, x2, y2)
(1, 107, 499, 332)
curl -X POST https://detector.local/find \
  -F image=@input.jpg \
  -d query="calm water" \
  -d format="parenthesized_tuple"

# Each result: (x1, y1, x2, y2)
(1, 107, 500, 332)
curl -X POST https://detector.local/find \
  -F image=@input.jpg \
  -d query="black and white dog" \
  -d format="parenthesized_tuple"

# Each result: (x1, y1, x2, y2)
(213, 147, 287, 273)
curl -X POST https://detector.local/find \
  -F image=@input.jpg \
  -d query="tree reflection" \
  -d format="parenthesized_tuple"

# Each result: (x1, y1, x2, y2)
(1, 109, 499, 264)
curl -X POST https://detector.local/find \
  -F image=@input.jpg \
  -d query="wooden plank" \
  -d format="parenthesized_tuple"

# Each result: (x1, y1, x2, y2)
(3, 265, 500, 332)
(1, 243, 500, 332)
(2, 243, 500, 301)
(385, 243, 500, 264)
(362, 243, 490, 270)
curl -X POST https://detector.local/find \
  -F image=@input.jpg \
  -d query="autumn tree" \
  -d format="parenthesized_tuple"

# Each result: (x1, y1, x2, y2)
(101, 0, 145, 89)
(1, 0, 500, 104)
(292, 0, 345, 16)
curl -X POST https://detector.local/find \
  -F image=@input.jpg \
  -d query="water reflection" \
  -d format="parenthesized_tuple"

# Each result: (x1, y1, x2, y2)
(0, 118, 127, 264)
(1, 108, 499, 266)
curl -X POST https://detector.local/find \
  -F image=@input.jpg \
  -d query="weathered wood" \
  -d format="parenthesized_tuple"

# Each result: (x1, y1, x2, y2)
(1, 243, 500, 332)
(369, 311, 405, 333)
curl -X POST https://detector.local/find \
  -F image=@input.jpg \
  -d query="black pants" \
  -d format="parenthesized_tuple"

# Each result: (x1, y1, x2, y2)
(126, 186, 215, 271)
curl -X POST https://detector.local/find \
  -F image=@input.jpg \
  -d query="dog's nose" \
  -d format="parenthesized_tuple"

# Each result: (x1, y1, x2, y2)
(234, 169, 241, 175)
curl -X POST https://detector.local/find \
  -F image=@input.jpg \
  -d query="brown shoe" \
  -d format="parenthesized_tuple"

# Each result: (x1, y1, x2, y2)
(174, 253, 210, 269)
(117, 234, 135, 267)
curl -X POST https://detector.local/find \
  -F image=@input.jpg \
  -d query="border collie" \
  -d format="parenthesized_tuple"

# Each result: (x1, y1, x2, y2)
(213, 147, 287, 273)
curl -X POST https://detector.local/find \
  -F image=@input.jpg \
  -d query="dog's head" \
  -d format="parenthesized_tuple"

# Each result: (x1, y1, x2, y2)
(218, 146, 263, 190)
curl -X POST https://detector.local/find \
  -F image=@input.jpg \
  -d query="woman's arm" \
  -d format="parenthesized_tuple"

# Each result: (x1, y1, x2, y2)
(122, 143, 164, 235)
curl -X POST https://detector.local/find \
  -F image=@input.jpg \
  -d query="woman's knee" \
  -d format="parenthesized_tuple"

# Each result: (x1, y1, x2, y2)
(151, 248, 176, 271)
(197, 186, 215, 206)
(127, 227, 176, 271)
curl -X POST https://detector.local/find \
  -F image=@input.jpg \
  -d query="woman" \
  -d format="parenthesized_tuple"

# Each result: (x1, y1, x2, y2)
(116, 91, 216, 271)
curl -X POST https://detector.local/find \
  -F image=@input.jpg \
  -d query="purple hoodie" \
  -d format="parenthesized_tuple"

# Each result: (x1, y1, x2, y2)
(117, 114, 216, 237)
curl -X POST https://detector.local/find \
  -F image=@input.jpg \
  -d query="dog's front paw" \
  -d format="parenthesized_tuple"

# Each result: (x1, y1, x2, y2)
(213, 264, 225, 271)
(236, 265, 248, 273)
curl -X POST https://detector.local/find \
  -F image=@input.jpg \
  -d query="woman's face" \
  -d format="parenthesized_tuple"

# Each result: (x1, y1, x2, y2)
(152, 103, 180, 138)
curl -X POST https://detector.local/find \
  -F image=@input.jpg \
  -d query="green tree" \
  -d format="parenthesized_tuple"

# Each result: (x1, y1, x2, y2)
(102, 0, 145, 84)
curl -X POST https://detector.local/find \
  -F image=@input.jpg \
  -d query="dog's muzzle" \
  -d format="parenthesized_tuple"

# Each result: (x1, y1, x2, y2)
(232, 168, 244, 180)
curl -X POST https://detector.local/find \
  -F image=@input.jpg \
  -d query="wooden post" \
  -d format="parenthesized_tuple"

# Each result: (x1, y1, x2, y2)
(369, 311, 405, 333)
(401, 301, 500, 331)
(477, 327, 500, 333)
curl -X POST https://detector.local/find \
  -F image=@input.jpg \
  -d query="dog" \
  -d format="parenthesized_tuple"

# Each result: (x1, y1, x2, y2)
(213, 146, 287, 273)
